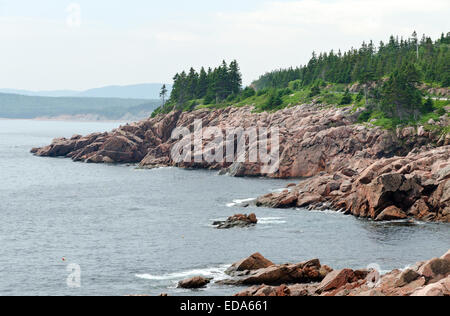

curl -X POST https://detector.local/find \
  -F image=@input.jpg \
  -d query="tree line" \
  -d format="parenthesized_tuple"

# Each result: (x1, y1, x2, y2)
(168, 60, 242, 109)
(153, 32, 448, 124)
(252, 32, 450, 90)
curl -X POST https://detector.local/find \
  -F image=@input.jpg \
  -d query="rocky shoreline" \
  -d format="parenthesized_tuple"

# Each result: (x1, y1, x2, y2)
(256, 145, 450, 223)
(31, 104, 449, 222)
(178, 251, 450, 296)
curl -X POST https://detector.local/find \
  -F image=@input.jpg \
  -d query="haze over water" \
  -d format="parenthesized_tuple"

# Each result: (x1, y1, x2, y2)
(0, 119, 449, 296)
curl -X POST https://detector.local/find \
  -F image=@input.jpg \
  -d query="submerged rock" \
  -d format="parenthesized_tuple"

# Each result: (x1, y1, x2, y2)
(178, 276, 212, 289)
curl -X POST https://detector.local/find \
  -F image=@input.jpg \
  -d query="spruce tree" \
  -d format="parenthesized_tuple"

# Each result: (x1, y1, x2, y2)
(160, 84, 168, 106)
(197, 67, 208, 98)
(380, 62, 422, 120)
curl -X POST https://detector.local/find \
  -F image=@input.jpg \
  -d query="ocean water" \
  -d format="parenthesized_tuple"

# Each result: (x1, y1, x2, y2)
(0, 119, 449, 296)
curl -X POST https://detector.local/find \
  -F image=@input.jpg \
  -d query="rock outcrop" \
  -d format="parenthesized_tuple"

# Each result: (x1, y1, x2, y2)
(213, 214, 258, 229)
(256, 145, 450, 223)
(233, 250, 450, 296)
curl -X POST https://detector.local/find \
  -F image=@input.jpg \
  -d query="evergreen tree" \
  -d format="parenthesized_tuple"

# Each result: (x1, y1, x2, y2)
(340, 89, 352, 105)
(263, 89, 283, 110)
(309, 85, 321, 97)
(229, 60, 243, 95)
(197, 67, 208, 98)
(423, 97, 434, 113)
(159, 84, 168, 106)
(380, 62, 422, 120)
(252, 32, 449, 90)
(186, 68, 198, 100)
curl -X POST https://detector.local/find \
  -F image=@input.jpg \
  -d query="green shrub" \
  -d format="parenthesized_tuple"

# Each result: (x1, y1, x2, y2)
(340, 89, 353, 105)
(422, 97, 434, 113)
(355, 91, 364, 103)
(288, 80, 302, 91)
(357, 111, 371, 123)
(204, 91, 216, 105)
(241, 87, 256, 99)
(309, 86, 321, 97)
(257, 88, 269, 97)
(280, 88, 293, 96)
(261, 89, 283, 111)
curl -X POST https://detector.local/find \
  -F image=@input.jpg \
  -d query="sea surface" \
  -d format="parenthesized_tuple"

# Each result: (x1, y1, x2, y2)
(0, 119, 449, 296)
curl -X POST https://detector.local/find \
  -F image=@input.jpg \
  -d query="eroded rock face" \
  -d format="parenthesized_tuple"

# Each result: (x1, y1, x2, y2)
(232, 250, 450, 296)
(256, 146, 450, 223)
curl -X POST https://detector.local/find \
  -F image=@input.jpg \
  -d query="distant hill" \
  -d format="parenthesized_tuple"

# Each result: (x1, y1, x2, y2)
(0, 89, 76, 98)
(0, 83, 172, 100)
(76, 84, 172, 99)
(0, 93, 161, 120)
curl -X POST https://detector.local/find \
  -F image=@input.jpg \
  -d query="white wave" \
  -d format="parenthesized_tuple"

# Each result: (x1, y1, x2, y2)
(271, 187, 294, 193)
(136, 264, 230, 282)
(297, 208, 345, 216)
(258, 217, 286, 225)
(226, 197, 256, 207)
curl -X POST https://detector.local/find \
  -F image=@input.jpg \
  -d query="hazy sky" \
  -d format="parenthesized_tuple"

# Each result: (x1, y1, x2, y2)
(1, 0, 449, 90)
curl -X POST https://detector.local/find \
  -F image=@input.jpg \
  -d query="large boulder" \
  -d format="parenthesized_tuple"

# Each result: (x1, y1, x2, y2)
(395, 269, 421, 287)
(418, 258, 450, 283)
(316, 269, 362, 294)
(225, 253, 274, 276)
(296, 193, 323, 208)
(411, 276, 450, 296)
(375, 206, 408, 221)
(441, 250, 450, 262)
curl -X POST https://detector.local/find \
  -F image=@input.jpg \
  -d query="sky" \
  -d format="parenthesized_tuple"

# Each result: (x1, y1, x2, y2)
(0, 0, 449, 91)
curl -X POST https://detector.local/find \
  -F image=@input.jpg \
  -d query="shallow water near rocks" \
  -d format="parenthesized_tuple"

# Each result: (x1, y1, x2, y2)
(0, 119, 449, 296)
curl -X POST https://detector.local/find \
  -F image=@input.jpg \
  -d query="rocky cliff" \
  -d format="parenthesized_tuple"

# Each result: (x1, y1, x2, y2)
(32, 103, 449, 221)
